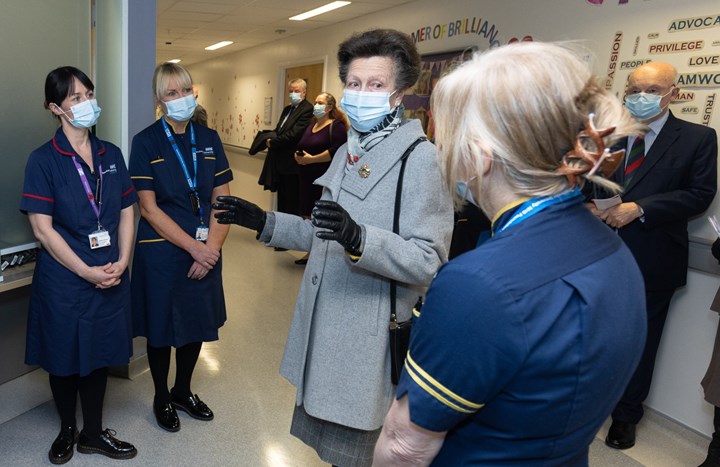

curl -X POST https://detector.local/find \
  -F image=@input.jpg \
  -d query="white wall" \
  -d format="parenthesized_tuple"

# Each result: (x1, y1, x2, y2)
(188, 0, 720, 436)
(96, 0, 156, 160)
(0, 0, 91, 247)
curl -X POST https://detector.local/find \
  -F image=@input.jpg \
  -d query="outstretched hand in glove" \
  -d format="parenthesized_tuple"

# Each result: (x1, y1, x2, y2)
(213, 196, 267, 234)
(312, 200, 363, 256)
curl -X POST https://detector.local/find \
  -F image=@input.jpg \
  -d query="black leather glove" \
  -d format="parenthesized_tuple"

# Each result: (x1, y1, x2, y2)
(713, 238, 720, 263)
(312, 200, 363, 256)
(213, 195, 266, 234)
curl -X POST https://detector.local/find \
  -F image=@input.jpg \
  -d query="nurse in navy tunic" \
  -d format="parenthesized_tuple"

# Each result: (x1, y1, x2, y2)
(374, 43, 648, 466)
(129, 62, 233, 433)
(20, 66, 137, 464)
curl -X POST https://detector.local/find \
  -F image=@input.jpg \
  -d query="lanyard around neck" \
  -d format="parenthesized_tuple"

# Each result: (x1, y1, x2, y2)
(162, 118, 205, 224)
(493, 188, 582, 236)
(71, 156, 103, 229)
(162, 118, 197, 191)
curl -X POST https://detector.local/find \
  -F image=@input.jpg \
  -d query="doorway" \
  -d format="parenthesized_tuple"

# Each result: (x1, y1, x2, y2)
(283, 63, 324, 106)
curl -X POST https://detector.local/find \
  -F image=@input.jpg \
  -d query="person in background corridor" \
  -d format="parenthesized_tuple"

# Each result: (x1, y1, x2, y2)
(589, 61, 717, 451)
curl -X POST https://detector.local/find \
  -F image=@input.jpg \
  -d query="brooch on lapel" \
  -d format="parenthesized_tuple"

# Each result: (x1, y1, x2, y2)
(358, 164, 371, 178)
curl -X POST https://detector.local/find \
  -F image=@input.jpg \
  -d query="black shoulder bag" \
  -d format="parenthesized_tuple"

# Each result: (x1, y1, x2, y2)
(389, 137, 426, 385)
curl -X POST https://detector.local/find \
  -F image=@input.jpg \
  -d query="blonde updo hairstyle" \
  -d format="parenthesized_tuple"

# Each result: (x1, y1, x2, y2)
(431, 42, 645, 210)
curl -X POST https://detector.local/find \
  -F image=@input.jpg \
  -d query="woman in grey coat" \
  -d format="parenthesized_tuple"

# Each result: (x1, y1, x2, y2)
(213, 29, 453, 467)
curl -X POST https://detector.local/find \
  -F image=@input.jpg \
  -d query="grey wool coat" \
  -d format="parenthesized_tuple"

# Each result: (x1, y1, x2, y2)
(259, 119, 454, 431)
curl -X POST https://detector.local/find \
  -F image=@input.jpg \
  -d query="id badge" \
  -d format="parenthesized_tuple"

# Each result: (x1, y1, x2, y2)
(195, 226, 209, 242)
(89, 229, 111, 249)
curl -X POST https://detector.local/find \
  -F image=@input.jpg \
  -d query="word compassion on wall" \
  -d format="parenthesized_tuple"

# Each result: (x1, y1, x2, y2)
(603, 12, 720, 127)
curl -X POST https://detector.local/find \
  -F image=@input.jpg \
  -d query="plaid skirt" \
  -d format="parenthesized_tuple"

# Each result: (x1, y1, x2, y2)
(290, 404, 381, 467)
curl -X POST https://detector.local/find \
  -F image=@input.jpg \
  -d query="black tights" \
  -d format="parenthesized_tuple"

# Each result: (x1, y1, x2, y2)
(49, 367, 108, 437)
(147, 342, 202, 405)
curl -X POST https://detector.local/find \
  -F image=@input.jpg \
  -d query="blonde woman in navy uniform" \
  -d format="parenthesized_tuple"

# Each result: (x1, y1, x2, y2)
(20, 66, 137, 463)
(129, 63, 233, 433)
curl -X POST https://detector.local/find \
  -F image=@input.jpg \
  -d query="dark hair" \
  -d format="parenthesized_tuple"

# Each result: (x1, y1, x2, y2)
(337, 29, 420, 90)
(316, 92, 350, 129)
(44, 66, 94, 110)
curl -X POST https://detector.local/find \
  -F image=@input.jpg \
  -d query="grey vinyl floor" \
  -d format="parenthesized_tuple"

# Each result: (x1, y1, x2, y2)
(0, 154, 712, 466)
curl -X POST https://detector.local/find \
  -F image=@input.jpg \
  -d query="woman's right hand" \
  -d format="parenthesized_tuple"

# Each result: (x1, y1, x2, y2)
(188, 241, 220, 270)
(213, 196, 267, 233)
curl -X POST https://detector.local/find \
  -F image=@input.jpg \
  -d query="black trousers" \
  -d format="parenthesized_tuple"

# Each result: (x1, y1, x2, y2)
(611, 288, 676, 424)
(276, 172, 299, 215)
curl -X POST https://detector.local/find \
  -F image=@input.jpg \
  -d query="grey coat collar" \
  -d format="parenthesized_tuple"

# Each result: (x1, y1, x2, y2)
(315, 119, 427, 201)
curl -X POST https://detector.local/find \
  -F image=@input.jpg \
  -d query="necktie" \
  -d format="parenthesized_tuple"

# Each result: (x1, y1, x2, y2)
(624, 135, 645, 188)
(280, 105, 295, 128)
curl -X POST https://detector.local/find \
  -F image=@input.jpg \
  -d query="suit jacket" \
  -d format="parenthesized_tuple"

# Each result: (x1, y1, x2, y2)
(600, 111, 717, 291)
(269, 100, 313, 175)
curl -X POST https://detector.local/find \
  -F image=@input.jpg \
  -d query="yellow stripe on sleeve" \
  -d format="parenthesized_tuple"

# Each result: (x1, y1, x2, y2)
(215, 168, 230, 177)
(150, 158, 165, 164)
(405, 362, 477, 414)
(138, 238, 166, 243)
(406, 354, 484, 410)
(131, 176, 154, 180)
(204, 156, 216, 160)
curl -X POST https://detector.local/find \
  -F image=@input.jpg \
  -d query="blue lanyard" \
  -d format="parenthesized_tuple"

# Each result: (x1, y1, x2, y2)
(161, 118, 204, 223)
(162, 118, 197, 190)
(494, 188, 582, 236)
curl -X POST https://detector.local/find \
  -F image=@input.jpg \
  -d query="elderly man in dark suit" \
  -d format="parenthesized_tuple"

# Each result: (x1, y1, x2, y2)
(260, 78, 313, 219)
(589, 61, 717, 450)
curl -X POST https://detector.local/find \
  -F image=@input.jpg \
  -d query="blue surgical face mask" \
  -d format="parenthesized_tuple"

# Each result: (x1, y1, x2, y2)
(58, 99, 101, 129)
(341, 89, 398, 133)
(289, 92, 302, 105)
(313, 104, 328, 118)
(164, 94, 197, 122)
(624, 89, 672, 121)
(455, 180, 479, 207)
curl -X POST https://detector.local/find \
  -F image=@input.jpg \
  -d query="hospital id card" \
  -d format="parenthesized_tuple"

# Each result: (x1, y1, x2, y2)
(195, 226, 209, 242)
(89, 229, 111, 249)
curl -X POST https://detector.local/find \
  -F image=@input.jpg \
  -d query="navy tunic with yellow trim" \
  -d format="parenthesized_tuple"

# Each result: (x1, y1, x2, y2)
(20, 128, 138, 377)
(129, 119, 233, 347)
(398, 198, 647, 466)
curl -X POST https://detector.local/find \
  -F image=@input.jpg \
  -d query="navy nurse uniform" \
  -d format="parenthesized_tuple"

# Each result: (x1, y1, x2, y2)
(20, 128, 138, 377)
(398, 195, 647, 466)
(129, 120, 233, 347)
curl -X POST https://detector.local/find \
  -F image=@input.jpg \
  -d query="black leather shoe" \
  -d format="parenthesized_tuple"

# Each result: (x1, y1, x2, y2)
(605, 421, 636, 450)
(699, 446, 720, 467)
(294, 258, 308, 265)
(48, 425, 77, 464)
(273, 247, 288, 252)
(154, 401, 180, 432)
(171, 393, 214, 420)
(77, 429, 137, 460)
